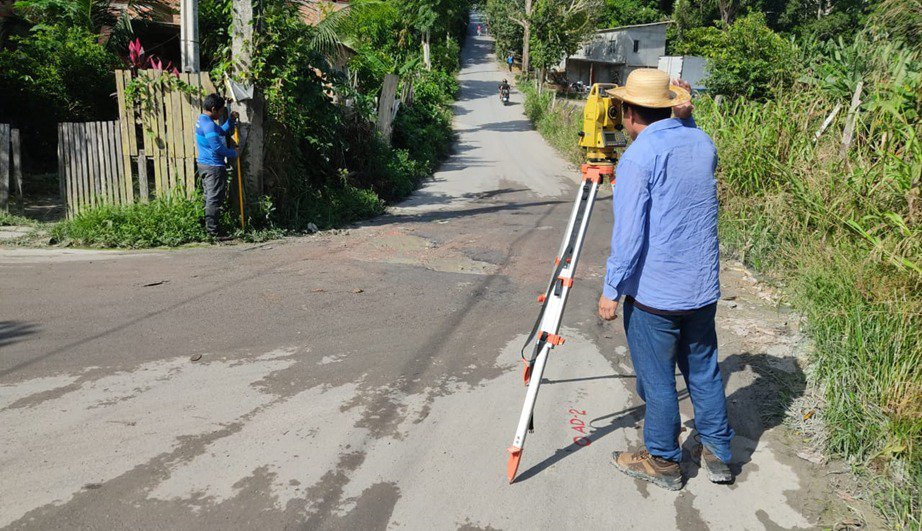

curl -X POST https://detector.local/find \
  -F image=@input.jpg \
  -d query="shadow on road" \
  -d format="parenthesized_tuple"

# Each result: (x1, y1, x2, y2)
(515, 351, 806, 484)
(379, 198, 568, 225)
(473, 120, 533, 133)
(0, 321, 39, 349)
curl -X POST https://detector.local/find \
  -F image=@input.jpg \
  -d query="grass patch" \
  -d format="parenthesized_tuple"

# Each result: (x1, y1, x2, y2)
(519, 81, 584, 164)
(0, 211, 38, 227)
(51, 192, 209, 248)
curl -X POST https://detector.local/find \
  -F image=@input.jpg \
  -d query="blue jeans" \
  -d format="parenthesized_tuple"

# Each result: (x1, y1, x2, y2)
(623, 300, 734, 463)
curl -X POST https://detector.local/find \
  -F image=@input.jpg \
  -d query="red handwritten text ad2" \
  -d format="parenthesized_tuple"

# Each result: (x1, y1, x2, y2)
(568, 408, 593, 447)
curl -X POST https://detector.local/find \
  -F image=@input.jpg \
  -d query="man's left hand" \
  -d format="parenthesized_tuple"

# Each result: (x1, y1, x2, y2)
(598, 295, 619, 321)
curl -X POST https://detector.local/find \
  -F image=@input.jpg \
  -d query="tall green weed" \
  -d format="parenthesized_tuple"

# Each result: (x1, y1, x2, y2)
(695, 35, 920, 525)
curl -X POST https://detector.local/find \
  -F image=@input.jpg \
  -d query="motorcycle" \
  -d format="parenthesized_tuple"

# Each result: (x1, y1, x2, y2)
(500, 87, 510, 105)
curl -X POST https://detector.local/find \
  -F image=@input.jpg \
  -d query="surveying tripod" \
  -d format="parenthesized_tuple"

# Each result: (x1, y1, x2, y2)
(507, 84, 627, 483)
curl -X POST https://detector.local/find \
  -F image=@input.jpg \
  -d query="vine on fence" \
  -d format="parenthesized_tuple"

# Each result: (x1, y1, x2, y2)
(120, 38, 204, 132)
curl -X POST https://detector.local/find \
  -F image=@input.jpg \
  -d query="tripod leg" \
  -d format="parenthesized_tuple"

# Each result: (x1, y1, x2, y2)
(506, 175, 601, 483)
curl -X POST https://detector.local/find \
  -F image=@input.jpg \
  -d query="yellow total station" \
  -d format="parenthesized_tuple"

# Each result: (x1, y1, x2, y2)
(578, 83, 627, 164)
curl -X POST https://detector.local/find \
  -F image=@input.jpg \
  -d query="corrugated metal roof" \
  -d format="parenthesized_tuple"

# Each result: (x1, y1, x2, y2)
(596, 21, 671, 33)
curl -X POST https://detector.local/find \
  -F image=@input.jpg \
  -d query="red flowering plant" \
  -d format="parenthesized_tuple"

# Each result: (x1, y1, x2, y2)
(125, 38, 179, 75)
(122, 38, 199, 129)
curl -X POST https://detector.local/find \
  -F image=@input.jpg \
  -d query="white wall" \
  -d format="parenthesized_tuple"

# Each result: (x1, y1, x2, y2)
(658, 56, 709, 90)
(564, 23, 668, 68)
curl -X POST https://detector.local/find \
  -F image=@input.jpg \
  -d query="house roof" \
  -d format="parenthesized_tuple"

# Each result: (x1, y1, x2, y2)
(300, 0, 350, 26)
(596, 21, 671, 33)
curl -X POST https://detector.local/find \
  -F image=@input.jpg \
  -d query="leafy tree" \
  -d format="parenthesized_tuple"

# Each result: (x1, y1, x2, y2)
(528, 0, 601, 82)
(12, 0, 157, 50)
(483, 0, 525, 61)
(602, 0, 665, 27)
(0, 23, 119, 170)
(680, 12, 797, 98)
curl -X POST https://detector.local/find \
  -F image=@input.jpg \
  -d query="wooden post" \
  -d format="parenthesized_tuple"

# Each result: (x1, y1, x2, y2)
(11, 129, 22, 207)
(376, 74, 399, 142)
(115, 72, 136, 203)
(137, 150, 149, 202)
(422, 30, 431, 71)
(0, 124, 9, 212)
(814, 103, 842, 143)
(840, 81, 864, 157)
(58, 123, 67, 212)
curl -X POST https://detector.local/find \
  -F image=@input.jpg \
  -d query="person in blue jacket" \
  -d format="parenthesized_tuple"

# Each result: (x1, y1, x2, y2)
(195, 94, 238, 237)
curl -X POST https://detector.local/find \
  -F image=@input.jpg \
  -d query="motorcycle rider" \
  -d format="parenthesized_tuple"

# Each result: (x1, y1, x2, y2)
(499, 79, 511, 101)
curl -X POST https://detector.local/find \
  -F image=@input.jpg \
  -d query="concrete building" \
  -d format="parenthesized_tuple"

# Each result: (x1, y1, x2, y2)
(658, 55, 709, 91)
(558, 21, 669, 86)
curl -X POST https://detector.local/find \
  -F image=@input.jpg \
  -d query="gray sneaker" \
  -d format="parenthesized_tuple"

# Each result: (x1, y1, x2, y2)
(697, 445, 733, 483)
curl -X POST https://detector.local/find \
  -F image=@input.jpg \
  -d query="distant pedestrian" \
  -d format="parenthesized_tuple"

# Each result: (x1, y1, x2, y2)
(195, 94, 238, 238)
(477, 24, 482, 36)
(599, 71, 734, 491)
(506, 54, 514, 72)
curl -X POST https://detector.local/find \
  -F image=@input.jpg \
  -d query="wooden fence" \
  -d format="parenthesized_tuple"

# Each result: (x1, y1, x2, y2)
(1, 124, 23, 212)
(115, 70, 217, 198)
(58, 121, 129, 217)
(55, 71, 218, 217)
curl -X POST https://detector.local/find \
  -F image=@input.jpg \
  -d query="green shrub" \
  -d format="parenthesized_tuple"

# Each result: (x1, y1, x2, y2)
(675, 13, 797, 99)
(391, 69, 456, 172)
(51, 193, 208, 248)
(0, 23, 119, 171)
(520, 82, 583, 164)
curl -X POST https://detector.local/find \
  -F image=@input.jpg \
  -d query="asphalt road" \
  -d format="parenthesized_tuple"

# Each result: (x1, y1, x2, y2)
(1, 16, 851, 530)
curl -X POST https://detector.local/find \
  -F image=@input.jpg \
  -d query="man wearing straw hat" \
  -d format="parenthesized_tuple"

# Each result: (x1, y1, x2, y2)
(597, 69, 734, 491)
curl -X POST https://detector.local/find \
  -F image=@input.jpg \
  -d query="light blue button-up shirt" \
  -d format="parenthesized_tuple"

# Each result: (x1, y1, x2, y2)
(602, 117, 721, 311)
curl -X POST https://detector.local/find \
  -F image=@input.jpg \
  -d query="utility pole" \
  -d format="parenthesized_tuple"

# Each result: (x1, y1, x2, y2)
(232, 0, 265, 194)
(180, 0, 200, 72)
(522, 0, 532, 77)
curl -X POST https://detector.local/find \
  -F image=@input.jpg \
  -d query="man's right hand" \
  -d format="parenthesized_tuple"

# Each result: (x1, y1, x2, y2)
(673, 78, 694, 120)
(598, 295, 619, 321)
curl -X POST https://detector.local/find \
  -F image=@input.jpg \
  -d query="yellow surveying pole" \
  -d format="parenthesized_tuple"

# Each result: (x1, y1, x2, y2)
(233, 129, 245, 230)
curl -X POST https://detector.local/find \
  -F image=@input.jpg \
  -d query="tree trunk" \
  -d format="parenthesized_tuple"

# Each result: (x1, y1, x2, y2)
(522, 0, 532, 78)
(423, 30, 431, 70)
(232, 0, 264, 194)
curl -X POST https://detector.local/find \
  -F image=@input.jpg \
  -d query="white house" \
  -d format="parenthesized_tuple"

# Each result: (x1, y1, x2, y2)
(558, 22, 669, 86)
(658, 55, 709, 91)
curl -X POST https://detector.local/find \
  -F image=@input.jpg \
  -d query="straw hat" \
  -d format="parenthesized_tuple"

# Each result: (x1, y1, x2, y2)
(606, 68, 690, 108)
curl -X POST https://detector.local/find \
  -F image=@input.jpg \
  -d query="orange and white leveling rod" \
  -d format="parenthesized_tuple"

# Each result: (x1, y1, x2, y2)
(506, 164, 614, 483)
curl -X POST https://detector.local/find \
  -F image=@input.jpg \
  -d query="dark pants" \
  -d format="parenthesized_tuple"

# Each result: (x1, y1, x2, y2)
(199, 164, 227, 235)
(623, 300, 734, 463)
